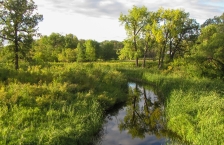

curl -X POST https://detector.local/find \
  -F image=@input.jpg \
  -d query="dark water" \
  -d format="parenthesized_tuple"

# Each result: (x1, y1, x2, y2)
(98, 83, 170, 145)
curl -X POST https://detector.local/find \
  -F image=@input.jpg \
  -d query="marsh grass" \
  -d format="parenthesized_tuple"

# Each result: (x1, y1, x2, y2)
(0, 62, 128, 144)
(119, 64, 224, 144)
(0, 61, 223, 144)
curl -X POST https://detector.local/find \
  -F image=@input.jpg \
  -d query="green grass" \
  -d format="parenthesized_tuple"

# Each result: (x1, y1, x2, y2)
(118, 63, 224, 144)
(0, 62, 128, 144)
(0, 60, 223, 144)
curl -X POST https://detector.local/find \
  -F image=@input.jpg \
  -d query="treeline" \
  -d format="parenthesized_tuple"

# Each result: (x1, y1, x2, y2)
(0, 33, 123, 63)
(0, 1, 223, 79)
(118, 6, 224, 79)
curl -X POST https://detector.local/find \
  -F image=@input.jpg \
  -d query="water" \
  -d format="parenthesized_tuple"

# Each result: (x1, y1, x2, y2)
(98, 83, 169, 145)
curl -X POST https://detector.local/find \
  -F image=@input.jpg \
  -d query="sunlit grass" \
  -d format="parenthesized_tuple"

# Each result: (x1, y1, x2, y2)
(124, 66, 224, 144)
(0, 60, 223, 144)
(0, 62, 128, 144)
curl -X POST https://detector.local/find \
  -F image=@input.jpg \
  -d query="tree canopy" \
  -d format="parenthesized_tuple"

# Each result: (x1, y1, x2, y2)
(0, 0, 43, 69)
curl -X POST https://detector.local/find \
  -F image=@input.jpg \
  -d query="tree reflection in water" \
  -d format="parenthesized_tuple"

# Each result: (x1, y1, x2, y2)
(96, 82, 185, 145)
(118, 83, 183, 143)
(118, 83, 164, 138)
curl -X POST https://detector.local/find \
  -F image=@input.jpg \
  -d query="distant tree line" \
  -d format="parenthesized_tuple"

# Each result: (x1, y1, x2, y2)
(0, 32, 123, 63)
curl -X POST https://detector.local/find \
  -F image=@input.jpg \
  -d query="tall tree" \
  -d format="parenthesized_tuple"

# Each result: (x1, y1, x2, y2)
(118, 39, 136, 60)
(48, 33, 65, 50)
(31, 35, 59, 63)
(141, 12, 157, 67)
(152, 8, 199, 68)
(194, 24, 224, 78)
(85, 40, 96, 61)
(76, 42, 85, 62)
(0, 0, 43, 69)
(119, 5, 148, 67)
(166, 10, 199, 61)
(64, 33, 78, 49)
(100, 40, 117, 60)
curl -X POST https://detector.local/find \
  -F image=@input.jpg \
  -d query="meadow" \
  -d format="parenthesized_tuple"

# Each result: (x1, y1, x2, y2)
(0, 62, 128, 144)
(0, 61, 223, 144)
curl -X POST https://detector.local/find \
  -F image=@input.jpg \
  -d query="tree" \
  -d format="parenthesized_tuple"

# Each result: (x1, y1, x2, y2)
(118, 39, 136, 60)
(141, 12, 157, 67)
(58, 48, 76, 62)
(166, 11, 199, 61)
(152, 8, 199, 68)
(100, 40, 117, 60)
(31, 35, 58, 63)
(194, 24, 224, 78)
(48, 33, 65, 50)
(85, 40, 96, 61)
(201, 12, 224, 28)
(0, 0, 43, 70)
(119, 5, 148, 67)
(76, 42, 85, 62)
(64, 33, 78, 49)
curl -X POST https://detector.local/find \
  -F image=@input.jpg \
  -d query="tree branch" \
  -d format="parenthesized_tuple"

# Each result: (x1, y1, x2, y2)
(0, 35, 14, 41)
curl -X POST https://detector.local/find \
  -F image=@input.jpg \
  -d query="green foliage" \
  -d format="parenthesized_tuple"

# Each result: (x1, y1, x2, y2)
(193, 24, 224, 78)
(47, 33, 65, 49)
(0, 62, 128, 144)
(31, 35, 59, 63)
(99, 40, 118, 60)
(0, 45, 14, 63)
(85, 40, 96, 61)
(126, 67, 224, 144)
(119, 5, 149, 66)
(118, 40, 136, 60)
(58, 48, 76, 62)
(0, 0, 43, 69)
(64, 33, 78, 49)
(119, 6, 199, 68)
(153, 8, 199, 68)
(119, 83, 166, 139)
(201, 12, 224, 27)
(76, 42, 85, 62)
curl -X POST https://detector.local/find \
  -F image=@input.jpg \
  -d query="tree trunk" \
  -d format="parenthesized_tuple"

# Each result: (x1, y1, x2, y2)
(14, 26, 19, 70)
(133, 32, 139, 67)
(159, 32, 169, 69)
(170, 50, 176, 61)
(158, 48, 162, 69)
(143, 54, 146, 68)
(169, 40, 173, 61)
(136, 57, 139, 67)
(160, 45, 166, 68)
(14, 42, 19, 70)
(143, 47, 148, 68)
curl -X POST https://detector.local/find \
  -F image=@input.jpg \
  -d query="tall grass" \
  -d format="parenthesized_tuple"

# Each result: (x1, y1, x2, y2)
(0, 62, 128, 144)
(122, 65, 224, 144)
(1, 60, 223, 144)
(167, 90, 224, 144)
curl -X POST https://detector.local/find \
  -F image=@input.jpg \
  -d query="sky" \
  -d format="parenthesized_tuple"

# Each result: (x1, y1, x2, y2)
(34, 0, 224, 42)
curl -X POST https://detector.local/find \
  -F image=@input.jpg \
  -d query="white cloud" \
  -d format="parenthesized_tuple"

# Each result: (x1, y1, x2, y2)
(34, 0, 224, 42)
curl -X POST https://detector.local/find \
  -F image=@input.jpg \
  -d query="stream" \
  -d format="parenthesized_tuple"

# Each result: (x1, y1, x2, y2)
(97, 82, 170, 145)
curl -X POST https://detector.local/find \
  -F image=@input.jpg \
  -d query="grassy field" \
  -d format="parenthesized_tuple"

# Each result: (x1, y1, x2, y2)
(0, 62, 128, 144)
(0, 61, 223, 144)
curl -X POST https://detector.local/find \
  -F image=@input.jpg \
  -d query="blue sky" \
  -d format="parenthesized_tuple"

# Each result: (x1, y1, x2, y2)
(34, 0, 224, 42)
